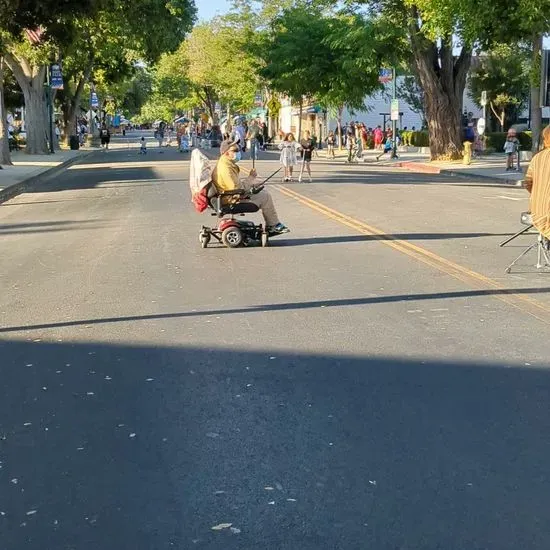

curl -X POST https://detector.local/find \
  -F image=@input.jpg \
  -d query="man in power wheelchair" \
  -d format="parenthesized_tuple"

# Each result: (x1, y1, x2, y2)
(190, 139, 289, 248)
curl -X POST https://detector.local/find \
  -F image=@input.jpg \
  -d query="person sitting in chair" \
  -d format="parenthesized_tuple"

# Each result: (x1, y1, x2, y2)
(212, 139, 289, 234)
(524, 125, 550, 241)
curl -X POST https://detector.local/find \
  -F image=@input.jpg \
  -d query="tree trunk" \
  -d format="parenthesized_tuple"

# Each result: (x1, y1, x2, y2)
(200, 87, 218, 125)
(530, 32, 543, 152)
(4, 52, 48, 155)
(61, 66, 92, 145)
(490, 102, 505, 131)
(408, 14, 471, 160)
(0, 57, 12, 166)
(23, 77, 48, 154)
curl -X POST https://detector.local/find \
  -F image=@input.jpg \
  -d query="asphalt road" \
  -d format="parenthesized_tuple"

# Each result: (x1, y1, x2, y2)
(1, 136, 550, 549)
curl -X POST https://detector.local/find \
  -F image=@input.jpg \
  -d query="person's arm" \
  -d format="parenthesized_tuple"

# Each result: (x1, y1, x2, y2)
(524, 161, 534, 194)
(241, 169, 257, 190)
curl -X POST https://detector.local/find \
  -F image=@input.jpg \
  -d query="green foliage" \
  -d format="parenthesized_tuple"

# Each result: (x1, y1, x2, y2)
(257, 6, 332, 103)
(409, 130, 429, 147)
(257, 6, 395, 111)
(2, 69, 23, 109)
(468, 43, 530, 130)
(485, 131, 532, 152)
(185, 18, 259, 113)
(0, 0, 98, 36)
(136, 46, 192, 122)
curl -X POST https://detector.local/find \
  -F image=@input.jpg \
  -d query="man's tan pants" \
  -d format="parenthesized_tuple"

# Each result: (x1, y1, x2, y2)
(248, 189, 280, 227)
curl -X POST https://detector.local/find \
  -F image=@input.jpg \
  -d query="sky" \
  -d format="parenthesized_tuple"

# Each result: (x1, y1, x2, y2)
(196, 0, 232, 21)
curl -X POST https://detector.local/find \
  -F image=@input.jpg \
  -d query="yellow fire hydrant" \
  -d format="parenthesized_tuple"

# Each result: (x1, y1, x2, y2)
(463, 141, 472, 165)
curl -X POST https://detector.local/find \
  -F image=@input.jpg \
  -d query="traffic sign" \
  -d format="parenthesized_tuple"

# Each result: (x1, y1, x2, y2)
(379, 68, 393, 84)
(254, 92, 263, 107)
(390, 99, 399, 121)
(476, 117, 486, 136)
(50, 64, 64, 90)
(480, 90, 487, 106)
(91, 92, 99, 108)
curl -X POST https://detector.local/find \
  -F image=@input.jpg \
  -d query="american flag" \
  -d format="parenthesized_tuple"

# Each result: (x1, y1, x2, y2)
(24, 27, 45, 45)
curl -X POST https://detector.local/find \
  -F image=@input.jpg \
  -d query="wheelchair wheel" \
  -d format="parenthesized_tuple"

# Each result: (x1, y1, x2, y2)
(261, 232, 269, 247)
(221, 226, 243, 248)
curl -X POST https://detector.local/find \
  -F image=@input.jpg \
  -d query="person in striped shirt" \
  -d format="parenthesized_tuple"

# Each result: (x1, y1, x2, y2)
(524, 126, 550, 240)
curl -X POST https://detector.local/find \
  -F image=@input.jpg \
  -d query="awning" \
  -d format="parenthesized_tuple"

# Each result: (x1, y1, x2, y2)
(291, 105, 321, 116)
(246, 107, 267, 119)
(174, 116, 190, 124)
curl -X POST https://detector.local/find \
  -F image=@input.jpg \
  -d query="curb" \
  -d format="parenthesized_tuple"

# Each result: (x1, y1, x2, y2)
(0, 150, 98, 204)
(396, 160, 524, 186)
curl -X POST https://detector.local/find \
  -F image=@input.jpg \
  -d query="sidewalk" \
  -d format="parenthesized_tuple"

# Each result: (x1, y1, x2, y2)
(0, 148, 95, 203)
(318, 147, 526, 186)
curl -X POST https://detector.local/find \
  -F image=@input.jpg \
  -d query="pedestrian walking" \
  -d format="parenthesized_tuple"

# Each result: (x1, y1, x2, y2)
(373, 125, 384, 150)
(326, 131, 336, 159)
(139, 136, 147, 154)
(346, 129, 357, 163)
(355, 124, 363, 159)
(179, 133, 190, 152)
(278, 132, 299, 182)
(360, 123, 368, 151)
(504, 128, 520, 171)
(376, 136, 396, 161)
(100, 124, 111, 150)
(299, 130, 314, 182)
(232, 119, 247, 152)
(246, 118, 261, 162)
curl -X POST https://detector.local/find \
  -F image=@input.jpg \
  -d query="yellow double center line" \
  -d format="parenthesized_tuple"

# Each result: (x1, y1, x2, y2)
(275, 184, 550, 325)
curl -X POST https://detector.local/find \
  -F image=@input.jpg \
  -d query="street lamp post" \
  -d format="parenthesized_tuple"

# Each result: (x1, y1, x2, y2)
(391, 67, 398, 159)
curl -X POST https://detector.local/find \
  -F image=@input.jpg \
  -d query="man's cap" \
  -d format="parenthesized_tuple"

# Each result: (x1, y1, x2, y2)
(220, 139, 240, 154)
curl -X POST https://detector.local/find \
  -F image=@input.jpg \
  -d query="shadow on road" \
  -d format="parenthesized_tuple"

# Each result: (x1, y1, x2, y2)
(273, 231, 514, 247)
(0, 220, 104, 235)
(2, 287, 550, 333)
(1, 339, 549, 549)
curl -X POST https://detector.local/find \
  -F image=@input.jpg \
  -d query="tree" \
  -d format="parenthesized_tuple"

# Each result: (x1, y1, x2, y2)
(3, 38, 53, 154)
(58, 0, 195, 141)
(257, 5, 394, 140)
(0, 0, 98, 163)
(320, 12, 401, 144)
(2, 0, 195, 157)
(257, 6, 341, 139)
(468, 44, 530, 132)
(121, 69, 153, 118)
(347, 0, 533, 159)
(182, 18, 260, 124)
(135, 48, 192, 124)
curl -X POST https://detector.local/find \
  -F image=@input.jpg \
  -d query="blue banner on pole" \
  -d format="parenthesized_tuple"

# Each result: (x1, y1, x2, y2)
(378, 68, 393, 84)
(91, 92, 99, 108)
(50, 64, 64, 90)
